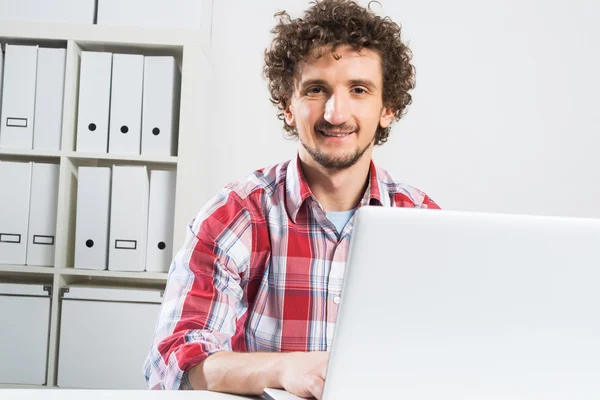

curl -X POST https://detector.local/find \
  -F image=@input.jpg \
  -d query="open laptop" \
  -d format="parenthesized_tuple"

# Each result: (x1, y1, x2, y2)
(265, 207, 600, 399)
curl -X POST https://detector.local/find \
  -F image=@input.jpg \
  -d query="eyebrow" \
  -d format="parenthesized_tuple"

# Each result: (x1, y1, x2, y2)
(298, 79, 328, 90)
(298, 78, 379, 91)
(348, 79, 378, 90)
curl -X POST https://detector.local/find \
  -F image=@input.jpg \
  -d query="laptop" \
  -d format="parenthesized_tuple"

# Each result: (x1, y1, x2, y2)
(265, 207, 600, 399)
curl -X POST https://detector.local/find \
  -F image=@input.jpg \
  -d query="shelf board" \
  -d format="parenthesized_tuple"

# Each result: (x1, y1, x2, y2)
(0, 383, 49, 389)
(0, 149, 177, 165)
(65, 151, 177, 165)
(0, 20, 194, 47)
(0, 264, 55, 275)
(57, 268, 168, 281)
(0, 149, 62, 160)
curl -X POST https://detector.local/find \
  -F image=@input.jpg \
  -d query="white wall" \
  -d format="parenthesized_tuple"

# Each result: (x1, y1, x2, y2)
(210, 0, 600, 218)
(207, 0, 303, 192)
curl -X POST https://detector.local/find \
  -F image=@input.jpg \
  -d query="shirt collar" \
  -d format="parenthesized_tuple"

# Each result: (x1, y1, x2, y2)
(285, 154, 384, 223)
(362, 160, 383, 207)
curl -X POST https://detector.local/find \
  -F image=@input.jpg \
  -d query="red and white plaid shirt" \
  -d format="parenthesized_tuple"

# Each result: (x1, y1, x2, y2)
(144, 156, 440, 389)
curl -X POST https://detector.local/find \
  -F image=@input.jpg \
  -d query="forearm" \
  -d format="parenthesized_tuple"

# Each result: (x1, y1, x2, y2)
(188, 351, 287, 395)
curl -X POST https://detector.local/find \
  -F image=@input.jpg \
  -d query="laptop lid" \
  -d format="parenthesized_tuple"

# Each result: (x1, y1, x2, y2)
(323, 207, 600, 399)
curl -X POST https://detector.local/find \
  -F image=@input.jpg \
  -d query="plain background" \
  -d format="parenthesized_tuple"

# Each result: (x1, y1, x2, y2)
(207, 0, 600, 219)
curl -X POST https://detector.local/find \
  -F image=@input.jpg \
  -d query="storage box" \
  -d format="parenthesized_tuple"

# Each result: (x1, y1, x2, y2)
(57, 286, 162, 389)
(0, 283, 52, 385)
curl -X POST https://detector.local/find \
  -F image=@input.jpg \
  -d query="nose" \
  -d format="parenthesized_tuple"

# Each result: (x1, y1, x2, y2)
(324, 90, 351, 126)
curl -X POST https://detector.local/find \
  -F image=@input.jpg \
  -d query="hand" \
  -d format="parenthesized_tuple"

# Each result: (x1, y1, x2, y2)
(279, 351, 329, 399)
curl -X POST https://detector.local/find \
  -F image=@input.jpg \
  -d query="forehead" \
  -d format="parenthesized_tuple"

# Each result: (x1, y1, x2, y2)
(295, 45, 383, 85)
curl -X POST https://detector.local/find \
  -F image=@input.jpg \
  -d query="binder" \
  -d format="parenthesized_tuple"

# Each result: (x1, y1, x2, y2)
(108, 54, 144, 155)
(145, 170, 176, 272)
(0, 44, 38, 149)
(33, 48, 66, 151)
(74, 167, 111, 270)
(108, 165, 149, 271)
(0, 45, 4, 114)
(75, 52, 112, 153)
(0, 283, 52, 385)
(57, 286, 161, 389)
(0, 161, 32, 265)
(26, 162, 60, 267)
(141, 56, 181, 156)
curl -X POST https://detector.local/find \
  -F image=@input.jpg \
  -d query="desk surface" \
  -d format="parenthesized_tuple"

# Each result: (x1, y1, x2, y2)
(0, 390, 259, 400)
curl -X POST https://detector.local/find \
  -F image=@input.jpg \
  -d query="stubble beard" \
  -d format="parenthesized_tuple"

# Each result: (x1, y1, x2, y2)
(300, 130, 373, 171)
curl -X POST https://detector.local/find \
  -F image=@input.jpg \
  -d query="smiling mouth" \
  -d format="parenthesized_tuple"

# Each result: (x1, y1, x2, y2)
(317, 129, 355, 137)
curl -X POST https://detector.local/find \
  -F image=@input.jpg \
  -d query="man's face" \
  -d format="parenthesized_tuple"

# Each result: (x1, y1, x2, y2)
(284, 45, 395, 170)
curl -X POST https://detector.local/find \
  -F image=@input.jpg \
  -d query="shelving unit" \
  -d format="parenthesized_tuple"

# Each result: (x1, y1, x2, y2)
(0, 18, 213, 388)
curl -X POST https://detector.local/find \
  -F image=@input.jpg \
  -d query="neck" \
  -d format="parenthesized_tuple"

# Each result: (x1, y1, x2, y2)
(298, 150, 372, 212)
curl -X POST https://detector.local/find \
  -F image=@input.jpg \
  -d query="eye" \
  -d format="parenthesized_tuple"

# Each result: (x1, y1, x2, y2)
(306, 86, 325, 95)
(352, 87, 367, 94)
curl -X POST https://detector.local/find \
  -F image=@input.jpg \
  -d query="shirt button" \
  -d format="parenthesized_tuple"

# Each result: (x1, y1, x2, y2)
(333, 296, 341, 304)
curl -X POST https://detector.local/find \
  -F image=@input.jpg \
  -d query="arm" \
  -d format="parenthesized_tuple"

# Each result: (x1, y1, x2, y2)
(189, 350, 329, 399)
(188, 351, 283, 393)
(144, 190, 329, 397)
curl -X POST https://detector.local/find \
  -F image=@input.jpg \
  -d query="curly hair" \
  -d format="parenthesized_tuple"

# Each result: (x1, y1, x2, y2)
(263, 0, 415, 145)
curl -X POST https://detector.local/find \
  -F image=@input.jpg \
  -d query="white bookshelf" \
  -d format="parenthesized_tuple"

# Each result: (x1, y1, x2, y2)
(0, 19, 213, 388)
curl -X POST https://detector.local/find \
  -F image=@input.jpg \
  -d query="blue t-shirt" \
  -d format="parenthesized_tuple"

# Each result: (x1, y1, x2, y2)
(326, 209, 356, 237)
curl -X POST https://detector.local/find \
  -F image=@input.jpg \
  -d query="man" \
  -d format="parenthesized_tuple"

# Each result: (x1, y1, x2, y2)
(144, 0, 440, 398)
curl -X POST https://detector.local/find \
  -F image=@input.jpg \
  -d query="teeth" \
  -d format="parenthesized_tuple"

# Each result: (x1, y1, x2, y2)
(320, 130, 350, 137)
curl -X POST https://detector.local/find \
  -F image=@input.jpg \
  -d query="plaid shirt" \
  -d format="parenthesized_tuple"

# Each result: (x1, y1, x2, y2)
(143, 156, 440, 389)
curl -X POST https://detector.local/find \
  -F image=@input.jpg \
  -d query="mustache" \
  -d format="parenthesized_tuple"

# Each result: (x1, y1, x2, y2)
(314, 122, 358, 132)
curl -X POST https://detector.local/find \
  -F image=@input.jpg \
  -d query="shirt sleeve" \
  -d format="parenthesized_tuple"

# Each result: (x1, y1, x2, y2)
(393, 187, 442, 210)
(421, 193, 441, 210)
(143, 189, 252, 390)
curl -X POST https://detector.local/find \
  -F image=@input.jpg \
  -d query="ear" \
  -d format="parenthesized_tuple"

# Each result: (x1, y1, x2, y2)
(379, 106, 395, 128)
(283, 101, 295, 127)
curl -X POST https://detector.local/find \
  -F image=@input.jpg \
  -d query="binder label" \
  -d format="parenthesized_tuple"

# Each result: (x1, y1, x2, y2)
(0, 233, 21, 243)
(115, 239, 137, 250)
(6, 118, 28, 128)
(33, 235, 55, 245)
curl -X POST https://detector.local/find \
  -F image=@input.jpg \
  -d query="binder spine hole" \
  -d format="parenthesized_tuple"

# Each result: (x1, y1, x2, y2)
(158, 242, 166, 250)
(121, 125, 129, 134)
(86, 239, 94, 248)
(88, 123, 97, 132)
(152, 127, 160, 136)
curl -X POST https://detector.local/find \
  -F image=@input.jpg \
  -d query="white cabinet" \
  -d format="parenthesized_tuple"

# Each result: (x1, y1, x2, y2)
(0, 283, 51, 385)
(57, 286, 162, 389)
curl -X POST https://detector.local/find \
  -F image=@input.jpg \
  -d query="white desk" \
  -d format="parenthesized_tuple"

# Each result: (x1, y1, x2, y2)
(0, 390, 260, 400)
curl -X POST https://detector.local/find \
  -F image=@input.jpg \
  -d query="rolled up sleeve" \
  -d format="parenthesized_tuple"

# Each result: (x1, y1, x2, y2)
(143, 191, 250, 389)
